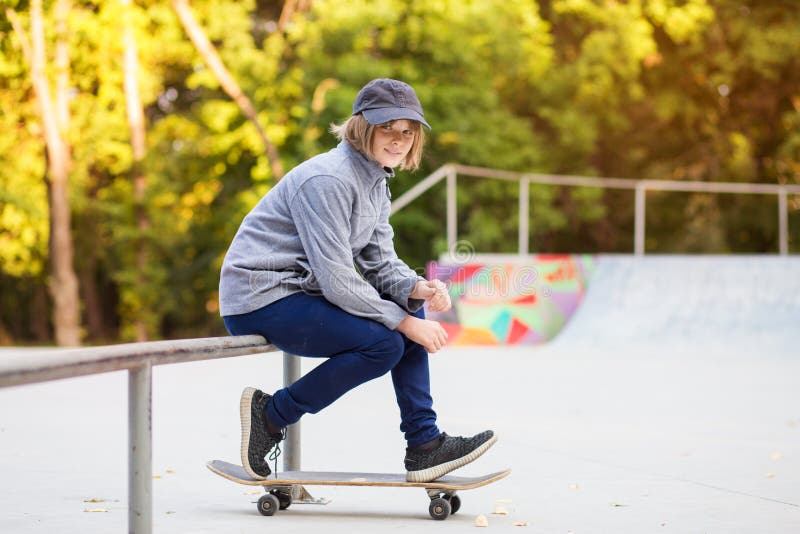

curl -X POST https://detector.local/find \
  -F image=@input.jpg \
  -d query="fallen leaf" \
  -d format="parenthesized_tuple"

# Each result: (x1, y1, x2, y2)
(765, 473, 776, 478)
(513, 521, 529, 527)
(84, 508, 109, 513)
(492, 505, 509, 515)
(610, 502, 626, 507)
(771, 452, 782, 461)
(569, 483, 580, 491)
(152, 475, 162, 479)
(83, 498, 105, 503)
(166, 469, 176, 473)
(474, 514, 489, 527)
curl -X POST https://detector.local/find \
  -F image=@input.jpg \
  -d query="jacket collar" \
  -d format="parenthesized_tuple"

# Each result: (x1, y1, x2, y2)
(338, 141, 395, 182)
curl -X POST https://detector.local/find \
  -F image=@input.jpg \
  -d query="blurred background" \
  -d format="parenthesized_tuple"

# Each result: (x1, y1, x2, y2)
(1, 0, 798, 346)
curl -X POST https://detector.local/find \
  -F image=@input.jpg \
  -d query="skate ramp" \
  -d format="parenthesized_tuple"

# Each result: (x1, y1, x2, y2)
(549, 255, 800, 356)
(427, 254, 595, 345)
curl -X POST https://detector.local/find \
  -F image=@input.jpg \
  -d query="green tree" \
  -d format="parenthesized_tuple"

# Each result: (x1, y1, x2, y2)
(285, 0, 569, 266)
(541, 0, 799, 253)
(1, 0, 798, 345)
(5, 0, 82, 345)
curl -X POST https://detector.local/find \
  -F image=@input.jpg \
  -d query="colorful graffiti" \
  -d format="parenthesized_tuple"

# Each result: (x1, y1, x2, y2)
(426, 255, 595, 345)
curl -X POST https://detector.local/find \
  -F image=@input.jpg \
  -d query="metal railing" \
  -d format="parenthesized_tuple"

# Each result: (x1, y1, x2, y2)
(0, 336, 302, 534)
(391, 163, 800, 255)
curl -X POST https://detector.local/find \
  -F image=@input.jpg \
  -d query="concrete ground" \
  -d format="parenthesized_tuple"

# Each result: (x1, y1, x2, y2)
(1, 255, 798, 532)
(0, 345, 798, 533)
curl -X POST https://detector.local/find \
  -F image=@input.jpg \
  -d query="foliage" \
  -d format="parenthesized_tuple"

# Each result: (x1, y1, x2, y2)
(0, 0, 798, 343)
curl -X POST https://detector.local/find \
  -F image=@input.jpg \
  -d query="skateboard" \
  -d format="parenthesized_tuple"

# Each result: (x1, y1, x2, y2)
(207, 459, 510, 520)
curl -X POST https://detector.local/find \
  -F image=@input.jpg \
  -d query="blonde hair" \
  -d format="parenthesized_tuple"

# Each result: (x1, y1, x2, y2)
(330, 114, 425, 171)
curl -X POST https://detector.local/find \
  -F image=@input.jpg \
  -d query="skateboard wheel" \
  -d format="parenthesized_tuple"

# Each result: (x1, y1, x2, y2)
(447, 494, 461, 515)
(271, 489, 293, 510)
(257, 494, 280, 516)
(429, 497, 451, 520)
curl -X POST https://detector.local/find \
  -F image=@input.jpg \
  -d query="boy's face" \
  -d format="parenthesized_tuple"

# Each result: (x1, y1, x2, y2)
(371, 120, 415, 168)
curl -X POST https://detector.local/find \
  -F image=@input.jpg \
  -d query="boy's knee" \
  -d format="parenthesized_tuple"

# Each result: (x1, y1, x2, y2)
(364, 331, 404, 373)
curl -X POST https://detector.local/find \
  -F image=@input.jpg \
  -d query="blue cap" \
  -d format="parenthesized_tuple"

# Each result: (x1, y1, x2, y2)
(352, 78, 431, 130)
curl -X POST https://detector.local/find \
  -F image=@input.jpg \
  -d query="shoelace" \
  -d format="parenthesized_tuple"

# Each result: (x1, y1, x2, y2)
(267, 428, 287, 479)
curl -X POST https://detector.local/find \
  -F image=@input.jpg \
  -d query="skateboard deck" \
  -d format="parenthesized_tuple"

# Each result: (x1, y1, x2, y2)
(207, 459, 510, 520)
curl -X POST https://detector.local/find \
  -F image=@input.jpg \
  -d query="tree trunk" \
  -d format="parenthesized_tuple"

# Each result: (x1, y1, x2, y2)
(277, 0, 312, 33)
(0, 319, 11, 346)
(80, 243, 108, 341)
(122, 0, 150, 341)
(277, 0, 298, 33)
(26, 0, 82, 346)
(31, 281, 52, 342)
(55, 0, 70, 132)
(171, 0, 284, 180)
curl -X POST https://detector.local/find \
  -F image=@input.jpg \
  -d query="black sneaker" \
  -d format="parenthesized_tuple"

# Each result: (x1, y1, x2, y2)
(405, 430, 497, 482)
(240, 387, 284, 480)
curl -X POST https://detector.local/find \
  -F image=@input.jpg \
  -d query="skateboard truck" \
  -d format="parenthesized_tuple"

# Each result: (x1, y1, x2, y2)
(288, 484, 331, 505)
(255, 484, 330, 515)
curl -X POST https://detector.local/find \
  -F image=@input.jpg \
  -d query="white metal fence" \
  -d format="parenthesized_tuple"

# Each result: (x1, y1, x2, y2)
(391, 163, 800, 255)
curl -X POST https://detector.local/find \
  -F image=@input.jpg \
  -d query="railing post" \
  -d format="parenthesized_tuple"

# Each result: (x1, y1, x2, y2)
(282, 352, 301, 471)
(519, 177, 530, 255)
(778, 188, 788, 255)
(280, 351, 327, 504)
(635, 183, 646, 255)
(447, 167, 457, 253)
(128, 362, 152, 534)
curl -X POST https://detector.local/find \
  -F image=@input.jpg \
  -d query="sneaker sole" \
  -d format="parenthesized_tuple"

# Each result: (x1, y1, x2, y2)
(406, 434, 498, 482)
(239, 387, 267, 481)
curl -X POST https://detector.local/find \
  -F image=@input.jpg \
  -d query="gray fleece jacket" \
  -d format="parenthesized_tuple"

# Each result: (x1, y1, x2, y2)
(219, 141, 424, 329)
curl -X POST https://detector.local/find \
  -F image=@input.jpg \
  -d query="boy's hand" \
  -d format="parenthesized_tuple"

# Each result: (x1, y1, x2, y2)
(396, 315, 448, 353)
(410, 279, 452, 313)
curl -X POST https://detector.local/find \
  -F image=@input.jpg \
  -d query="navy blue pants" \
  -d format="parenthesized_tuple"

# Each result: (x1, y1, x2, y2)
(223, 292, 440, 448)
